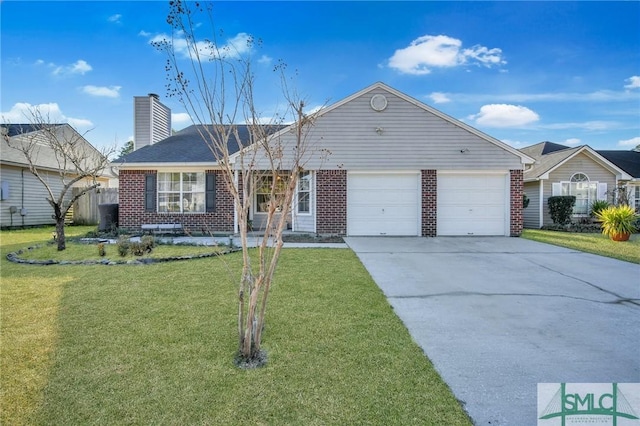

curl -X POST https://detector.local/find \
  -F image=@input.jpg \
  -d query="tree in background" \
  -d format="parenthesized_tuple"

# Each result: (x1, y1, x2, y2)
(3, 108, 115, 250)
(118, 140, 134, 157)
(155, 0, 327, 366)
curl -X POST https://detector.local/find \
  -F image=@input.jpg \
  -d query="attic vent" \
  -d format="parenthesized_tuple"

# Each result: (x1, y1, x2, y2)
(370, 94, 388, 112)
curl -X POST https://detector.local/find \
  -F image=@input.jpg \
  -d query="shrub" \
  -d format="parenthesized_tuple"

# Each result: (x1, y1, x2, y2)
(523, 193, 530, 209)
(590, 200, 610, 218)
(130, 241, 145, 256)
(116, 237, 130, 257)
(97, 243, 106, 257)
(548, 196, 576, 225)
(141, 235, 155, 253)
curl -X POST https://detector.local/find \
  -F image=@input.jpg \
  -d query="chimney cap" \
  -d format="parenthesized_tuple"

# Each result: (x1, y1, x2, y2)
(148, 93, 159, 99)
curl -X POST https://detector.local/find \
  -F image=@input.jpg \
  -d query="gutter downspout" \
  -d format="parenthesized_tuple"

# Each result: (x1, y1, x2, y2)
(21, 168, 25, 227)
(539, 180, 544, 229)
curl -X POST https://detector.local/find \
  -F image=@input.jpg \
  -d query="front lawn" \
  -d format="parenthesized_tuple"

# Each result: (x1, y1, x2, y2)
(521, 229, 640, 264)
(1, 226, 471, 425)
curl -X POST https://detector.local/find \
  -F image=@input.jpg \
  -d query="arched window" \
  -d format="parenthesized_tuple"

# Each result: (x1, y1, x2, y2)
(570, 173, 589, 183)
(563, 173, 597, 215)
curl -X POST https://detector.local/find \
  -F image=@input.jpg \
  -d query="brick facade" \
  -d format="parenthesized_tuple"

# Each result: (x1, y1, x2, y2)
(119, 169, 235, 233)
(509, 169, 524, 236)
(316, 170, 347, 235)
(421, 170, 437, 237)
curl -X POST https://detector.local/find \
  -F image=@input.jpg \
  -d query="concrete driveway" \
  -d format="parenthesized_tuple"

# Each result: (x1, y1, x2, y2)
(345, 237, 640, 425)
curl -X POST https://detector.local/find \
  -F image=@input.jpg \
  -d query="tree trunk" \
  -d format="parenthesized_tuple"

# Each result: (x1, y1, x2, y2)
(55, 217, 66, 251)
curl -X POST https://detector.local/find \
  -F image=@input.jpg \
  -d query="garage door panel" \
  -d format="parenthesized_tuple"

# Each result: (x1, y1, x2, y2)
(438, 173, 507, 236)
(348, 173, 420, 236)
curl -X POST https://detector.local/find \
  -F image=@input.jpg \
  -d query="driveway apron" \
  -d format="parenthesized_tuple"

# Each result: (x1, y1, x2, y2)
(345, 237, 640, 426)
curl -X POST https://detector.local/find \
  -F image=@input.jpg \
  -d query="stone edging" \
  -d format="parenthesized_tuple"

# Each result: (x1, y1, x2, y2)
(6, 243, 241, 266)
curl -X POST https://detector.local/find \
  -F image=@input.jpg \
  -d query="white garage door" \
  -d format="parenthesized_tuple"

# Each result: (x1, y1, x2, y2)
(348, 173, 420, 236)
(438, 173, 508, 236)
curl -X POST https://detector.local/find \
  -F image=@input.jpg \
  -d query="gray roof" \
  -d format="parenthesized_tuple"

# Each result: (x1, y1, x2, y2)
(1, 123, 106, 172)
(597, 150, 640, 178)
(520, 142, 580, 180)
(114, 124, 287, 164)
(2, 123, 65, 137)
(520, 141, 638, 180)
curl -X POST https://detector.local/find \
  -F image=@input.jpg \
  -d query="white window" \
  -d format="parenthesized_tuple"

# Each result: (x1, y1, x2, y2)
(635, 186, 640, 212)
(297, 171, 311, 214)
(561, 173, 597, 215)
(157, 172, 205, 213)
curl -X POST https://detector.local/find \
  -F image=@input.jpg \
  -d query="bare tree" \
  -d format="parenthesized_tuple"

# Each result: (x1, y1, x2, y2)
(155, 0, 326, 366)
(3, 108, 115, 250)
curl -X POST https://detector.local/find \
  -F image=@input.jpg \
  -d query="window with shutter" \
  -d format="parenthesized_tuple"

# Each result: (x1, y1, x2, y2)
(206, 173, 216, 212)
(144, 174, 156, 212)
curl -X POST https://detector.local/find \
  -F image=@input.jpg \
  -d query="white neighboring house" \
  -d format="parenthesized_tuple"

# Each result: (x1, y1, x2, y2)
(1, 124, 115, 228)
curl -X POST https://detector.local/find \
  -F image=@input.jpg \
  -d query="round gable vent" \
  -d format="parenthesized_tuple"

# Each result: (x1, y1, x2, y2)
(370, 94, 388, 112)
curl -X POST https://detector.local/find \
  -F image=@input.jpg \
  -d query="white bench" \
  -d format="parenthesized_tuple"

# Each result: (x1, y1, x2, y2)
(141, 223, 183, 235)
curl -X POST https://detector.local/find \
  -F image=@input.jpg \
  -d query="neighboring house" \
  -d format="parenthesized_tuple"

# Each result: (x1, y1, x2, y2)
(597, 150, 640, 212)
(0, 123, 113, 228)
(114, 82, 534, 237)
(519, 142, 634, 228)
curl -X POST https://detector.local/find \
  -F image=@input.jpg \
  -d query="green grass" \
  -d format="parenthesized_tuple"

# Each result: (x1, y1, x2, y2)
(1, 226, 470, 425)
(522, 229, 640, 264)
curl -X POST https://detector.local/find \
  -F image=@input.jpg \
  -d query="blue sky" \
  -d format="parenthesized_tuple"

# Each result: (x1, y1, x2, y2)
(2, 1, 639, 152)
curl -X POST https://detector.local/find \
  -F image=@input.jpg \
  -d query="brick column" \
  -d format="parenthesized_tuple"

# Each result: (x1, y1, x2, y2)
(316, 170, 347, 235)
(421, 170, 437, 237)
(510, 169, 524, 236)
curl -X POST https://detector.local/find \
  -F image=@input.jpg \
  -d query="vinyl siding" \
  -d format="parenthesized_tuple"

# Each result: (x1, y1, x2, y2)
(250, 87, 523, 171)
(0, 165, 67, 227)
(134, 97, 151, 150)
(135, 96, 172, 150)
(541, 152, 617, 225)
(523, 181, 541, 228)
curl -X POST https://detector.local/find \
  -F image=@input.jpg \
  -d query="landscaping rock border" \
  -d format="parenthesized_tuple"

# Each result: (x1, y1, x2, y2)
(6, 243, 241, 266)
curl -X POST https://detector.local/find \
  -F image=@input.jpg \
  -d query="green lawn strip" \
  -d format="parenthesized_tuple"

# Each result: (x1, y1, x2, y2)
(1, 227, 470, 425)
(521, 229, 640, 264)
(1, 226, 93, 425)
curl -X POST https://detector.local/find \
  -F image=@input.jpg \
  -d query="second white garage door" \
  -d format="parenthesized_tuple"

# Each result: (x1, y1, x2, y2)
(437, 173, 508, 236)
(347, 173, 420, 236)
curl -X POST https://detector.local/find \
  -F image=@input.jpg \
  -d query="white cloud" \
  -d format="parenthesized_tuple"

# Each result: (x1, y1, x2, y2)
(81, 85, 121, 98)
(429, 92, 451, 104)
(420, 89, 638, 104)
(542, 121, 616, 131)
(172, 112, 192, 126)
(624, 75, 640, 90)
(108, 14, 122, 24)
(1, 102, 93, 129)
(388, 34, 505, 75)
(462, 45, 505, 66)
(258, 54, 273, 65)
(138, 30, 151, 37)
(618, 136, 640, 147)
(469, 104, 539, 127)
(564, 138, 581, 146)
(67, 117, 94, 128)
(52, 59, 92, 76)
(500, 139, 530, 148)
(148, 32, 253, 60)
